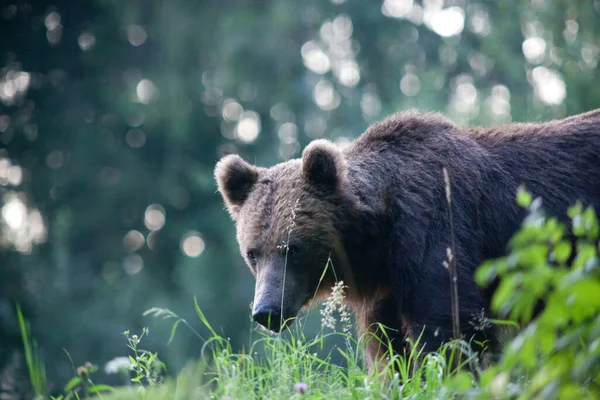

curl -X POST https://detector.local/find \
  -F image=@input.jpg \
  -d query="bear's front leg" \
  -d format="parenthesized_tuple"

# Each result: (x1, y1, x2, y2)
(401, 243, 498, 365)
(353, 294, 411, 374)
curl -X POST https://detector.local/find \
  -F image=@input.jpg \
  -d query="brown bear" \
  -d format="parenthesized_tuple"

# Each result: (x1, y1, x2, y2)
(214, 109, 600, 369)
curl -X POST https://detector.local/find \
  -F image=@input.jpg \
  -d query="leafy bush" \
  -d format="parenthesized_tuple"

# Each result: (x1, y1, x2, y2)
(475, 187, 600, 399)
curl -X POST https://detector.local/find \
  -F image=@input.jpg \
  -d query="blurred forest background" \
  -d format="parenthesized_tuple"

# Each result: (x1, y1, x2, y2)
(1, 0, 599, 395)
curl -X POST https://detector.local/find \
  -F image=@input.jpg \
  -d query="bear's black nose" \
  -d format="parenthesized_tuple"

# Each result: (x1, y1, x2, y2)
(252, 305, 282, 332)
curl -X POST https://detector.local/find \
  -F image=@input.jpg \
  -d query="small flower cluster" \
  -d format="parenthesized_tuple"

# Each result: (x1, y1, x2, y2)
(76, 361, 94, 377)
(320, 280, 351, 333)
(468, 308, 492, 332)
(294, 382, 308, 394)
(104, 356, 133, 375)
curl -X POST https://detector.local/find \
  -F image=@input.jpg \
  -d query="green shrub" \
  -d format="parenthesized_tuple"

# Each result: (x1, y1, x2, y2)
(474, 187, 600, 399)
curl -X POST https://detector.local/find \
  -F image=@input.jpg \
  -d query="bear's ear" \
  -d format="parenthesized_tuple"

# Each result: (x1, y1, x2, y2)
(301, 139, 347, 191)
(215, 154, 260, 219)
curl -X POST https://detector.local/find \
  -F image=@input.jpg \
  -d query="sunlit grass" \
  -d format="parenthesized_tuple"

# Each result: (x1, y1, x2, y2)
(16, 304, 47, 400)
(99, 298, 479, 400)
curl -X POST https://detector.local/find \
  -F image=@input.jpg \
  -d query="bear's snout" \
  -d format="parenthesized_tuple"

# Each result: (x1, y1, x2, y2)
(252, 304, 283, 332)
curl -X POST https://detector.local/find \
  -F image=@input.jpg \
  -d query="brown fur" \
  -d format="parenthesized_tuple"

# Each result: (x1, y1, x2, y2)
(215, 109, 600, 371)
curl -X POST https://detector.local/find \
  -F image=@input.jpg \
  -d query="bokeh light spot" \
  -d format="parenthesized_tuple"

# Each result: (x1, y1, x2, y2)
(126, 25, 147, 46)
(0, 71, 31, 105)
(7, 166, 22, 186)
(400, 74, 421, 96)
(279, 142, 301, 160)
(235, 111, 261, 143)
(430, 7, 465, 37)
(23, 124, 38, 141)
(78, 32, 96, 51)
(136, 79, 158, 104)
(146, 231, 158, 250)
(181, 232, 205, 258)
(332, 15, 353, 39)
(314, 80, 340, 110)
(2, 197, 26, 229)
(144, 204, 166, 231)
(0, 158, 22, 187)
(305, 116, 327, 138)
(531, 67, 566, 105)
(270, 103, 294, 122)
(222, 99, 244, 122)
(336, 60, 360, 87)
(46, 151, 64, 170)
(123, 254, 143, 275)
(361, 91, 382, 118)
(278, 122, 298, 144)
(449, 75, 479, 119)
(123, 230, 145, 253)
(382, 0, 414, 18)
(45, 12, 61, 30)
(44, 11, 62, 45)
(522, 37, 546, 64)
(126, 129, 146, 148)
(469, 9, 490, 36)
(301, 41, 331, 74)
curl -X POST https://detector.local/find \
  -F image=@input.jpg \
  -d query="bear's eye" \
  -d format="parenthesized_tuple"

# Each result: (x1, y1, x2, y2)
(246, 250, 258, 263)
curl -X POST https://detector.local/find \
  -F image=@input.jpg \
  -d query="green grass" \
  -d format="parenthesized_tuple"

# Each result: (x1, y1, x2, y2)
(102, 304, 480, 400)
(17, 193, 600, 399)
(16, 304, 48, 400)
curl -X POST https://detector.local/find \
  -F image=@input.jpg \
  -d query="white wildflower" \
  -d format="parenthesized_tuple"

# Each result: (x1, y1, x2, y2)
(105, 356, 133, 374)
(320, 280, 351, 333)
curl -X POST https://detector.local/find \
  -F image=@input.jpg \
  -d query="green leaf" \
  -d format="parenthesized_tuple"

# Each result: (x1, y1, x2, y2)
(64, 377, 81, 393)
(541, 297, 569, 328)
(487, 318, 520, 329)
(516, 185, 532, 208)
(553, 241, 572, 264)
(539, 330, 556, 354)
(167, 319, 182, 345)
(88, 384, 114, 394)
(475, 261, 497, 286)
(572, 242, 597, 270)
(567, 201, 583, 219)
(566, 280, 600, 321)
(572, 215, 585, 237)
(491, 277, 516, 315)
(449, 371, 473, 393)
(560, 383, 583, 399)
(519, 334, 537, 369)
(583, 206, 599, 239)
(194, 297, 219, 338)
(517, 244, 548, 267)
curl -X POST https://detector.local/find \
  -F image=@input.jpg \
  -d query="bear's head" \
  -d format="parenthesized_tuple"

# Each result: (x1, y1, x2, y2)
(215, 139, 355, 332)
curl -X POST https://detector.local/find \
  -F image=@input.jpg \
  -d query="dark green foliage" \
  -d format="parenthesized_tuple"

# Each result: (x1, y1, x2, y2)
(476, 190, 600, 398)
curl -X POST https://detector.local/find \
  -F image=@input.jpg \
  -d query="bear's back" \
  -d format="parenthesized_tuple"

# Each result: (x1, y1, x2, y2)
(467, 109, 600, 203)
